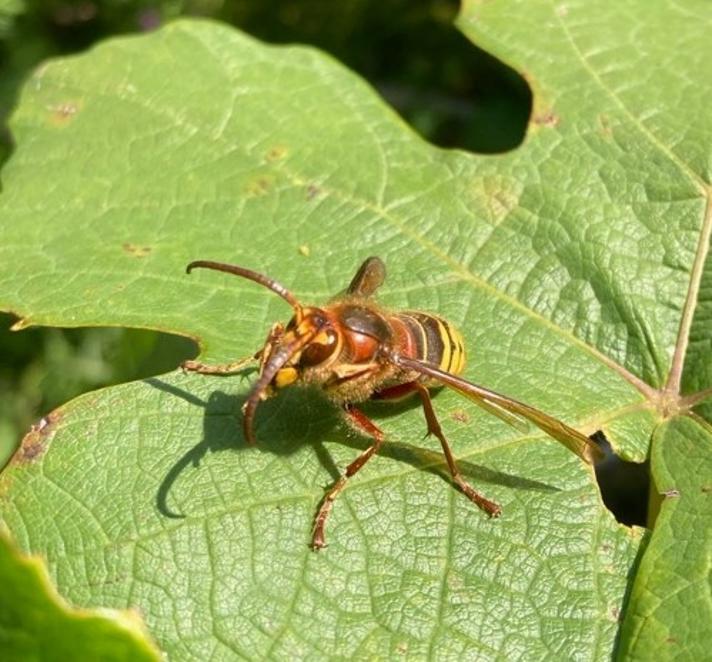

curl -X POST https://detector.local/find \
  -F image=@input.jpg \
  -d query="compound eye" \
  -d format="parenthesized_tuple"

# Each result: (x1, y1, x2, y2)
(300, 329, 338, 367)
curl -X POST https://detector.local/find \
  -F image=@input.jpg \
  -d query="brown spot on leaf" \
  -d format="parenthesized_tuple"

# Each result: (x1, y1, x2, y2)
(610, 606, 620, 621)
(532, 110, 560, 128)
(298, 245, 310, 257)
(265, 145, 288, 162)
(598, 114, 613, 138)
(306, 184, 320, 200)
(245, 176, 273, 197)
(15, 412, 61, 464)
(20, 440, 44, 461)
(663, 488, 680, 498)
(122, 243, 152, 257)
(49, 101, 82, 126)
(451, 409, 470, 424)
(701, 485, 712, 493)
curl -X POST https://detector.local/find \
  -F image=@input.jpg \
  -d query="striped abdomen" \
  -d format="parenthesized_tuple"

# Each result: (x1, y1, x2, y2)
(391, 311, 466, 376)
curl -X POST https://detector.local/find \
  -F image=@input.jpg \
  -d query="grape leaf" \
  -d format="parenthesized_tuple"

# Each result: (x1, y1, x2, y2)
(0, 1, 710, 658)
(616, 416, 712, 659)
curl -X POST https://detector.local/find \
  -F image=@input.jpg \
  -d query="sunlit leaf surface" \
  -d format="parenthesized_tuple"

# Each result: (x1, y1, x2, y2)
(0, 1, 709, 658)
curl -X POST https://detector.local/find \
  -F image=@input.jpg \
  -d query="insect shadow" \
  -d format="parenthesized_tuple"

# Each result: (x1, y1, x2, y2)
(147, 377, 557, 520)
(358, 393, 559, 494)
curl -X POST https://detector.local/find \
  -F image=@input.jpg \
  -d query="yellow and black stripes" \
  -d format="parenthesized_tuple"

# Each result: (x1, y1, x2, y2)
(395, 312, 466, 376)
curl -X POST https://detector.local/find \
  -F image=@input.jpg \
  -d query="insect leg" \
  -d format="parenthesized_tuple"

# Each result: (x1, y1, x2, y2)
(414, 382, 501, 517)
(312, 405, 384, 550)
(181, 356, 257, 375)
(181, 323, 284, 375)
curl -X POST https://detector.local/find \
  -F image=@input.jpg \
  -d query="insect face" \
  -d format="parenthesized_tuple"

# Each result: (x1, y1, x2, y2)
(268, 307, 341, 390)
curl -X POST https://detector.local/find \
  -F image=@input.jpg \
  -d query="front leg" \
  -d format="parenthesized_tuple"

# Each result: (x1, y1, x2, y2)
(182, 322, 284, 375)
(182, 355, 258, 375)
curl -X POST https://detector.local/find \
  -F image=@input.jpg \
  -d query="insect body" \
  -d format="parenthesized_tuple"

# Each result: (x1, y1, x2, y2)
(183, 257, 603, 549)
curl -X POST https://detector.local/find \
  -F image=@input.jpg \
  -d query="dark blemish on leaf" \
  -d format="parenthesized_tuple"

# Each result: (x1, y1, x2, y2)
(451, 409, 470, 424)
(306, 184, 320, 200)
(666, 637, 678, 645)
(701, 485, 712, 493)
(49, 101, 81, 126)
(662, 488, 680, 498)
(245, 176, 272, 197)
(532, 111, 560, 128)
(298, 245, 310, 257)
(122, 243, 152, 257)
(598, 114, 613, 138)
(396, 642, 408, 655)
(20, 440, 44, 461)
(265, 145, 288, 162)
(15, 411, 61, 463)
(610, 606, 620, 621)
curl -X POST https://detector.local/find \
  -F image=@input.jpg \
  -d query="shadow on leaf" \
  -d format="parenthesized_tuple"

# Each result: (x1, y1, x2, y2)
(146, 376, 558, 521)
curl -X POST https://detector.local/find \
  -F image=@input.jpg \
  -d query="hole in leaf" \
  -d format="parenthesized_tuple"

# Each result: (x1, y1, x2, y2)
(591, 431, 650, 528)
(0, 312, 197, 466)
(231, 0, 532, 152)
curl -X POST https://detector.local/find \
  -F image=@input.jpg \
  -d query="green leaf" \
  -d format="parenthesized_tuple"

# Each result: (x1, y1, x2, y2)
(0, 2, 709, 658)
(1, 373, 642, 659)
(617, 416, 712, 658)
(0, 527, 159, 661)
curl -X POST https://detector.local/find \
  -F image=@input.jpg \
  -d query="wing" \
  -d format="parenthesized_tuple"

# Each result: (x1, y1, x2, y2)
(346, 256, 387, 298)
(390, 353, 604, 465)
